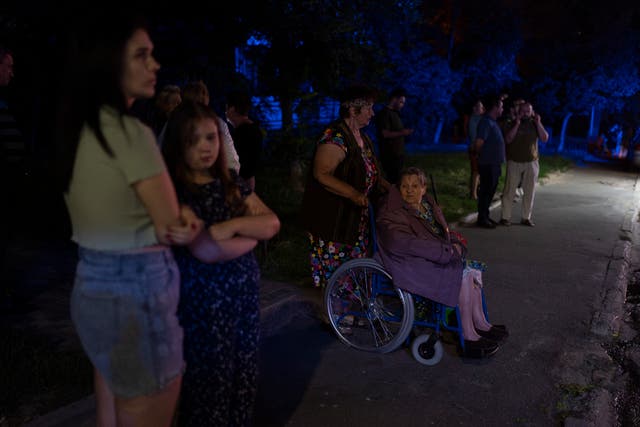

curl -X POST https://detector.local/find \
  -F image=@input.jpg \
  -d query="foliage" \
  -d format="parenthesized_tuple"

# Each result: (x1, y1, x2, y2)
(528, 76, 565, 124)
(449, 1, 523, 109)
(348, 0, 464, 143)
(566, 63, 640, 116)
(376, 25, 463, 142)
(241, 0, 390, 129)
(522, 10, 640, 131)
(461, 43, 521, 102)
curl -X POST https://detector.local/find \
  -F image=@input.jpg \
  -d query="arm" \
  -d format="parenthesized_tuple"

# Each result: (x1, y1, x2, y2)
(166, 205, 205, 244)
(378, 110, 413, 139)
(313, 143, 367, 206)
(209, 193, 281, 241)
(474, 118, 489, 150)
(134, 171, 200, 246)
(534, 114, 549, 142)
(449, 230, 468, 258)
(187, 230, 258, 263)
(376, 210, 457, 264)
(218, 117, 241, 172)
(504, 120, 520, 144)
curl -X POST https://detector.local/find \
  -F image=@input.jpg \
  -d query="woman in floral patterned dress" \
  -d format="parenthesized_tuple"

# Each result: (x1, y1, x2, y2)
(301, 84, 389, 287)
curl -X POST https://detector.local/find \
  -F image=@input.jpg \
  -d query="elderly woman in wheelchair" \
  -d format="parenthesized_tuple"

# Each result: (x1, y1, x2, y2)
(323, 166, 507, 362)
(375, 166, 507, 358)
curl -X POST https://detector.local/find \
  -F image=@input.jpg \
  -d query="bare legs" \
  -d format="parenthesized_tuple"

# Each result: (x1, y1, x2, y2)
(95, 369, 116, 427)
(457, 268, 492, 341)
(94, 368, 181, 427)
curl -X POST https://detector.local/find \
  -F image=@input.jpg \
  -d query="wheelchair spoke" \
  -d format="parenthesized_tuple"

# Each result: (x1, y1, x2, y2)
(325, 258, 414, 354)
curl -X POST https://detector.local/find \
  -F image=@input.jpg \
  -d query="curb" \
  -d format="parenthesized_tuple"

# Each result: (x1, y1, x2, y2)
(566, 172, 640, 426)
(590, 173, 639, 337)
(459, 197, 502, 226)
(260, 281, 322, 338)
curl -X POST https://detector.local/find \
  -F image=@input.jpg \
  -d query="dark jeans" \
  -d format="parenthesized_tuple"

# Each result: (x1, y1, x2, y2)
(477, 163, 502, 223)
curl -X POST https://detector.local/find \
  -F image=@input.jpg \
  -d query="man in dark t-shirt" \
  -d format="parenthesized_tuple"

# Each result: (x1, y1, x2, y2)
(375, 87, 413, 183)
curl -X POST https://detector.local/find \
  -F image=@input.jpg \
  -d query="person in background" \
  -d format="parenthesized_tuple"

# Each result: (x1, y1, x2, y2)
(499, 98, 526, 200)
(499, 102, 549, 227)
(375, 87, 413, 184)
(474, 95, 505, 229)
(467, 99, 484, 200)
(181, 80, 240, 173)
(301, 84, 390, 288)
(151, 84, 181, 136)
(162, 101, 279, 426)
(56, 16, 202, 426)
(225, 91, 263, 190)
(376, 167, 507, 358)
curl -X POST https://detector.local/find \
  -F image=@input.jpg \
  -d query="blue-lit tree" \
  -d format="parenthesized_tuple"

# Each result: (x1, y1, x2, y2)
(567, 61, 640, 117)
(242, 0, 389, 132)
(448, 1, 522, 108)
(367, 0, 462, 144)
(381, 44, 462, 144)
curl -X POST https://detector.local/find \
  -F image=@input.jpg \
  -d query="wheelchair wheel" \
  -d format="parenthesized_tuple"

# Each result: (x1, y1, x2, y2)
(324, 257, 414, 353)
(411, 333, 443, 366)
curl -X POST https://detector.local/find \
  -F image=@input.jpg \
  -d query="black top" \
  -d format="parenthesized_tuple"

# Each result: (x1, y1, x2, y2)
(230, 122, 263, 179)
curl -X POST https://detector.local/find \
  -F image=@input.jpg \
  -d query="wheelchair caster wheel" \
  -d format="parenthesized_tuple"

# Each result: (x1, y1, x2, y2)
(411, 333, 443, 366)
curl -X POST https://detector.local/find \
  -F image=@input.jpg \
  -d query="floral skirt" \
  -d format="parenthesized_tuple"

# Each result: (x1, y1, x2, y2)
(307, 215, 370, 288)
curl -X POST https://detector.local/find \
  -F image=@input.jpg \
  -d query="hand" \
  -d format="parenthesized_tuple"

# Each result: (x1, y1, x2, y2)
(534, 113, 542, 124)
(349, 191, 368, 207)
(403, 128, 414, 136)
(166, 205, 204, 245)
(179, 205, 202, 229)
(167, 221, 202, 245)
(453, 243, 464, 256)
(209, 222, 236, 240)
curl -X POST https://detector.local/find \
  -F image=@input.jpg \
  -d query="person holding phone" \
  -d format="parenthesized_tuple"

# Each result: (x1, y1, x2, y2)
(499, 102, 549, 227)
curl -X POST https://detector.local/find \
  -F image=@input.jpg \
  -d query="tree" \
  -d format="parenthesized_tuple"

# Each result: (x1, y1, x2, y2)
(242, 0, 388, 132)
(367, 0, 462, 143)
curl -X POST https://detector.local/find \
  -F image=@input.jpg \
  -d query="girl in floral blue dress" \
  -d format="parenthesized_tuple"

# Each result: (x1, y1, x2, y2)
(162, 101, 280, 426)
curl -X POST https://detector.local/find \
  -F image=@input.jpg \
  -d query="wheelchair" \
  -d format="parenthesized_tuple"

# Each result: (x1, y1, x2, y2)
(323, 208, 488, 365)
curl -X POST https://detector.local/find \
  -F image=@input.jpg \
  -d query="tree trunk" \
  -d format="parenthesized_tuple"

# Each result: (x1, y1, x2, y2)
(290, 159, 305, 193)
(558, 112, 572, 152)
(433, 119, 444, 145)
(280, 93, 294, 131)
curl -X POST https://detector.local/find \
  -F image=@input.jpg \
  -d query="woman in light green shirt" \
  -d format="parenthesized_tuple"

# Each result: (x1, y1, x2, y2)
(56, 16, 203, 427)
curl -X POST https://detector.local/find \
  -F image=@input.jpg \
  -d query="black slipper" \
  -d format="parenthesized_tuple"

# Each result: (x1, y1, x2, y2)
(476, 325, 509, 342)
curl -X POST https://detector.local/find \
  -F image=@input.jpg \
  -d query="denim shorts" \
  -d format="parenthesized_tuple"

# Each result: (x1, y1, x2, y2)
(71, 246, 183, 398)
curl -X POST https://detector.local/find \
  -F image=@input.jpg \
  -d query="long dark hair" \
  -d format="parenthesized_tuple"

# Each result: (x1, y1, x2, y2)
(162, 101, 246, 215)
(55, 15, 149, 193)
